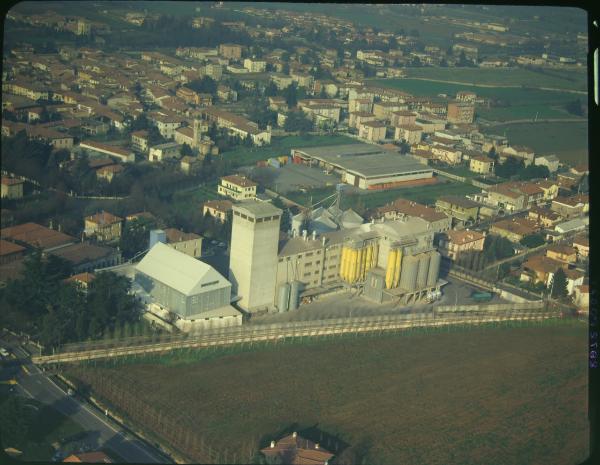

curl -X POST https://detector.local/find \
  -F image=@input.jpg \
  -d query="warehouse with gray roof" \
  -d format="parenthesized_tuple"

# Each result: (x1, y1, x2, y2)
(135, 242, 241, 330)
(291, 143, 433, 190)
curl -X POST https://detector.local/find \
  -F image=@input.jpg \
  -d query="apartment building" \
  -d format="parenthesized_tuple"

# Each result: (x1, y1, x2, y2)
(218, 175, 257, 201)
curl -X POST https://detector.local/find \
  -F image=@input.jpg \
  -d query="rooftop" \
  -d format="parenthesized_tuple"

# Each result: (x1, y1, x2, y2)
(86, 211, 123, 225)
(221, 175, 257, 188)
(136, 242, 230, 296)
(445, 229, 485, 245)
(164, 228, 201, 243)
(294, 144, 431, 179)
(0, 239, 26, 256)
(50, 243, 117, 266)
(233, 200, 282, 219)
(0, 222, 75, 250)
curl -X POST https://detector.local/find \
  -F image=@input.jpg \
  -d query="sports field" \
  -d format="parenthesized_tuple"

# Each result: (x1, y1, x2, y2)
(64, 320, 588, 465)
(482, 121, 588, 166)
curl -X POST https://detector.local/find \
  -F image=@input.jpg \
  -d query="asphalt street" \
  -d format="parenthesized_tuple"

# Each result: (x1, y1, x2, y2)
(2, 336, 171, 463)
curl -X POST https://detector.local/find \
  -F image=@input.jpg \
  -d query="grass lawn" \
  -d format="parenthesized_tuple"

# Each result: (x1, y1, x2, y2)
(394, 67, 587, 92)
(284, 186, 338, 208)
(221, 134, 360, 168)
(171, 183, 220, 215)
(436, 165, 478, 178)
(0, 393, 88, 462)
(482, 121, 588, 166)
(64, 319, 588, 465)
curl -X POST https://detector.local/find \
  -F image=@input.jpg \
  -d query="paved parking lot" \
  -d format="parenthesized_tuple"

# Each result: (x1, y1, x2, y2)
(248, 277, 508, 325)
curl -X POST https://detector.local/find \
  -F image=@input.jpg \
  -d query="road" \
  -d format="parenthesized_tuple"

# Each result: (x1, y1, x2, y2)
(2, 336, 171, 464)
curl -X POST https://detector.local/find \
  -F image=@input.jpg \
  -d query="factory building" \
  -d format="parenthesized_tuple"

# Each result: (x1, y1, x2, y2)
(275, 216, 442, 310)
(228, 200, 282, 313)
(291, 144, 434, 190)
(291, 204, 364, 235)
(135, 242, 240, 331)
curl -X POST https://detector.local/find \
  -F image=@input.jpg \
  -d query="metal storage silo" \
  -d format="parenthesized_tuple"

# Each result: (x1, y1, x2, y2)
(289, 280, 301, 311)
(399, 255, 419, 292)
(416, 254, 430, 290)
(427, 252, 441, 287)
(385, 248, 397, 289)
(277, 282, 291, 312)
(392, 248, 403, 288)
(149, 229, 166, 250)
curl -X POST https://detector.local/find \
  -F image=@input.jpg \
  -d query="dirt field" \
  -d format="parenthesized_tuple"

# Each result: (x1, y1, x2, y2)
(64, 321, 589, 465)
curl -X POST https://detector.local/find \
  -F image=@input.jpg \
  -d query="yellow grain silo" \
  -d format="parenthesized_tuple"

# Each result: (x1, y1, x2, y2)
(339, 246, 347, 281)
(385, 248, 397, 289)
(392, 248, 403, 288)
(342, 246, 351, 282)
(371, 242, 379, 268)
(364, 244, 373, 279)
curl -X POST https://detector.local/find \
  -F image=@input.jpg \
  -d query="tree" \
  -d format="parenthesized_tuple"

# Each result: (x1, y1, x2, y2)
(0, 397, 33, 447)
(550, 268, 568, 299)
(187, 76, 217, 95)
(283, 111, 313, 133)
(180, 143, 194, 157)
(520, 233, 545, 248)
(283, 83, 298, 108)
(495, 156, 524, 179)
(518, 164, 550, 181)
(119, 216, 157, 259)
(488, 146, 498, 161)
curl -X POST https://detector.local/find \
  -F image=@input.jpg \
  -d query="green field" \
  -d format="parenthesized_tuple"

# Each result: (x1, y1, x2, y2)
(482, 121, 588, 165)
(396, 67, 587, 92)
(368, 77, 586, 122)
(221, 134, 360, 168)
(171, 183, 220, 216)
(64, 320, 588, 465)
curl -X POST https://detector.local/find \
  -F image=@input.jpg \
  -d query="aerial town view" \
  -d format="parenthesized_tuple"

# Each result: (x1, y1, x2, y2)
(0, 2, 593, 464)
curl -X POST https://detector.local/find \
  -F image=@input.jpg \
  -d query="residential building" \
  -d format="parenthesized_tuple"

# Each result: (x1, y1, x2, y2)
(64, 272, 96, 292)
(534, 154, 560, 173)
(520, 255, 565, 287)
(1, 222, 75, 252)
(447, 101, 475, 124)
(0, 239, 26, 265)
(390, 111, 417, 127)
(499, 145, 535, 166)
(79, 141, 135, 163)
(243, 58, 266, 73)
(84, 211, 123, 242)
(490, 217, 539, 242)
(371, 198, 451, 238)
(435, 195, 480, 226)
(203, 199, 233, 222)
(438, 229, 486, 260)
(260, 431, 335, 465)
(63, 451, 112, 463)
(50, 242, 122, 273)
(358, 120, 386, 142)
(469, 155, 495, 175)
(348, 111, 376, 129)
(572, 235, 589, 258)
(180, 156, 200, 175)
(1, 177, 24, 199)
(164, 228, 203, 258)
(528, 206, 561, 228)
(573, 284, 589, 310)
(394, 124, 422, 145)
(546, 244, 577, 264)
(149, 142, 181, 162)
(96, 164, 124, 182)
(131, 130, 150, 153)
(218, 175, 257, 201)
(202, 107, 271, 146)
(218, 43, 243, 60)
(554, 217, 588, 235)
(551, 195, 589, 219)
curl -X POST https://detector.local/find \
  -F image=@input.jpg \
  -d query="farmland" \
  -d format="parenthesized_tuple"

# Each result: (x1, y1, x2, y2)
(367, 77, 586, 122)
(63, 320, 588, 465)
(482, 121, 588, 165)
(396, 67, 587, 92)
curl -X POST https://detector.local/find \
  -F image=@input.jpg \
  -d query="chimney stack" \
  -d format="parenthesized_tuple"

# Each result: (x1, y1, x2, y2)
(270, 441, 275, 448)
(302, 230, 307, 241)
(312, 230, 316, 241)
(292, 432, 297, 438)
(315, 443, 320, 449)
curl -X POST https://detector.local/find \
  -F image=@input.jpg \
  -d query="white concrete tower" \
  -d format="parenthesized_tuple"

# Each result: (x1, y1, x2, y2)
(229, 200, 282, 312)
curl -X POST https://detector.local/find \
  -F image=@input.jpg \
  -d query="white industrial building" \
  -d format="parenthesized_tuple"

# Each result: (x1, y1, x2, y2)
(291, 144, 434, 190)
(228, 200, 283, 313)
(135, 243, 241, 331)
